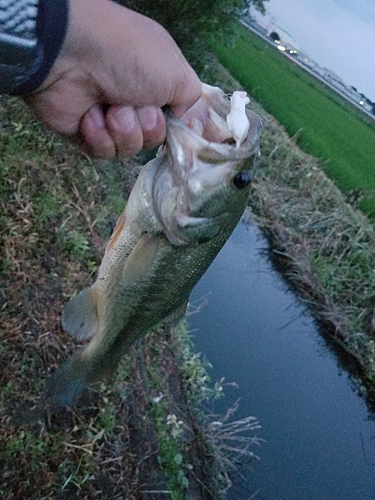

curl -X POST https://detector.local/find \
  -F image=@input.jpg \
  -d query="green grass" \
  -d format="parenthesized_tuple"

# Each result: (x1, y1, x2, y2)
(210, 24, 375, 218)
(1, 97, 249, 500)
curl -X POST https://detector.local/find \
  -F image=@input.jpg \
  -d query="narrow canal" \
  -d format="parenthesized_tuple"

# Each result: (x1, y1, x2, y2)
(189, 212, 375, 499)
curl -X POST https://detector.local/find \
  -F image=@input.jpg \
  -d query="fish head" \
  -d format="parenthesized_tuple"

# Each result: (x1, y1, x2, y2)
(153, 84, 264, 245)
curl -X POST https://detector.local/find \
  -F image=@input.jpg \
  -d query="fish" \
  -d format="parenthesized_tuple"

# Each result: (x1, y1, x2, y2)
(45, 83, 264, 407)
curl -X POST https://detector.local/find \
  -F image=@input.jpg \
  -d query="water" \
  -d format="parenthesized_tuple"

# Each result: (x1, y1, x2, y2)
(189, 214, 375, 500)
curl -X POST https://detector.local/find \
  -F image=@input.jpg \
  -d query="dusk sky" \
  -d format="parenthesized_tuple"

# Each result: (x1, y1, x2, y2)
(253, 0, 375, 102)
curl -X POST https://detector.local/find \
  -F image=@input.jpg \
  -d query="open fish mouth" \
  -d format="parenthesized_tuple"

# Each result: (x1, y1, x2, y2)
(150, 83, 264, 245)
(166, 83, 264, 170)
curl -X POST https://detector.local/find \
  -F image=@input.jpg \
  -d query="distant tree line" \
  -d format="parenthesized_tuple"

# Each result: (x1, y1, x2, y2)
(118, 0, 267, 71)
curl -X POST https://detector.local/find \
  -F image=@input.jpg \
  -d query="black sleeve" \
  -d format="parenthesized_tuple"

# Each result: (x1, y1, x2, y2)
(0, 0, 69, 96)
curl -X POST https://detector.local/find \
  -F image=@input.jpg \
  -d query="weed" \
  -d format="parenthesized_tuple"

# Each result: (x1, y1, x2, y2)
(57, 227, 90, 259)
(151, 401, 190, 500)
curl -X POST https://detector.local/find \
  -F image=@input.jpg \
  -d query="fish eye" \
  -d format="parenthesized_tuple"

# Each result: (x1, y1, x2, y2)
(233, 172, 252, 189)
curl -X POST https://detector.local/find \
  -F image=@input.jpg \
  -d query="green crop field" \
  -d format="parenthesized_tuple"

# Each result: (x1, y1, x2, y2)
(211, 24, 375, 217)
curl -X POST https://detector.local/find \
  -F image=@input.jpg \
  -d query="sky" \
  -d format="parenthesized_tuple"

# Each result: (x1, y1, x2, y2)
(251, 0, 375, 102)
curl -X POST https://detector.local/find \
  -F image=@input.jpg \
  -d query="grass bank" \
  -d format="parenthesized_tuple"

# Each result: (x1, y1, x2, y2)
(0, 97, 260, 499)
(210, 23, 375, 218)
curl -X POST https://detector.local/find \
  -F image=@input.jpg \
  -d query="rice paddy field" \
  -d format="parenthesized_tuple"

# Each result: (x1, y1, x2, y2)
(211, 23, 375, 218)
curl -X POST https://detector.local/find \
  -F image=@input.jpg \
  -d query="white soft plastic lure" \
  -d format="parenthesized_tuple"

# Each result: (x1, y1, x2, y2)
(226, 91, 251, 148)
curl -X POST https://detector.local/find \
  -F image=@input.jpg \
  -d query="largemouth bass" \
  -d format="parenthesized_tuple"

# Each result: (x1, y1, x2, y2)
(45, 84, 264, 407)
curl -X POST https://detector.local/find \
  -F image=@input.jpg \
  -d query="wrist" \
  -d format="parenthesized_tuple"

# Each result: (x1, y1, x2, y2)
(9, 0, 69, 96)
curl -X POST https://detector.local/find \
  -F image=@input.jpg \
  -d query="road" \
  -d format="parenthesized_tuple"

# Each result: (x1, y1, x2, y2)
(241, 19, 375, 122)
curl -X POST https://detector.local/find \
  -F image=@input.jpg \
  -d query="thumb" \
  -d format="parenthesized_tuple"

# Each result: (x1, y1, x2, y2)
(167, 74, 202, 118)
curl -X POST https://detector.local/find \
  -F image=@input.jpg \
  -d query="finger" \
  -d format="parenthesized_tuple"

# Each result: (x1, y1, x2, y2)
(137, 106, 166, 149)
(168, 72, 202, 118)
(106, 105, 143, 157)
(80, 105, 116, 159)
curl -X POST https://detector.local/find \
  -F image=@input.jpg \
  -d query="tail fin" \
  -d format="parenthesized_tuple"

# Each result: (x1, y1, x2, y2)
(44, 356, 92, 407)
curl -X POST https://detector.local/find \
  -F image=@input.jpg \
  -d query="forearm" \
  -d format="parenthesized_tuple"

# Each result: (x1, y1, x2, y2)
(0, 0, 68, 95)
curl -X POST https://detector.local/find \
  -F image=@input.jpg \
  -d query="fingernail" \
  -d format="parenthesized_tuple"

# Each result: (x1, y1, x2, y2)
(114, 106, 136, 132)
(87, 105, 106, 129)
(138, 106, 158, 132)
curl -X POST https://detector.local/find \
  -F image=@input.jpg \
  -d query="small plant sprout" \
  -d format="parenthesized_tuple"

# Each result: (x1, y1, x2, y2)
(166, 413, 184, 439)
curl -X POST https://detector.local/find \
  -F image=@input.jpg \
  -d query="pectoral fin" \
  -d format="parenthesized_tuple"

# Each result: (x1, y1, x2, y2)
(121, 234, 160, 288)
(62, 286, 99, 341)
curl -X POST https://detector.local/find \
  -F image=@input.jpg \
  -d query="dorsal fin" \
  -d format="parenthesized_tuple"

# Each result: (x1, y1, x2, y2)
(62, 286, 99, 341)
(106, 211, 126, 253)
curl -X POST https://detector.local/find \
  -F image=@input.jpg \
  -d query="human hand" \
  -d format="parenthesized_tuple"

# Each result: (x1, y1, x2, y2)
(25, 0, 201, 158)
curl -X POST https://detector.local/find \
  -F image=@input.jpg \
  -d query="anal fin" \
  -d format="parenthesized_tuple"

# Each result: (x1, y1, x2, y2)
(62, 286, 99, 341)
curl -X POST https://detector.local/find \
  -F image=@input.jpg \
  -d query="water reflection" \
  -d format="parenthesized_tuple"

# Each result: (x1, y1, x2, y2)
(189, 213, 375, 500)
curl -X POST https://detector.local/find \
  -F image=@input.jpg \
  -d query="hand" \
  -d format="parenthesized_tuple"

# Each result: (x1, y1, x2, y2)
(25, 0, 201, 158)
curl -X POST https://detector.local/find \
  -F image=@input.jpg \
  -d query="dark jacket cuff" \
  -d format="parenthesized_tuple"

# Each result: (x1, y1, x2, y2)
(11, 0, 69, 96)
